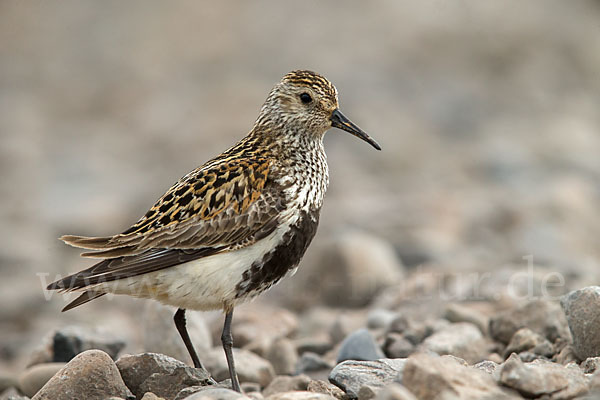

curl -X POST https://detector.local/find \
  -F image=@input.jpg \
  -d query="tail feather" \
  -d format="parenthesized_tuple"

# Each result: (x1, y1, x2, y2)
(62, 291, 106, 312)
(60, 235, 116, 249)
(80, 246, 137, 258)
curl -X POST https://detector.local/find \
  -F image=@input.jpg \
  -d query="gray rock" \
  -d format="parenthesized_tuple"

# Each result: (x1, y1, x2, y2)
(561, 286, 600, 360)
(31, 350, 133, 400)
(366, 310, 399, 330)
(263, 375, 311, 397)
(555, 344, 578, 365)
(357, 385, 380, 400)
(387, 317, 409, 335)
(306, 380, 346, 400)
(444, 303, 488, 334)
(265, 392, 335, 400)
(18, 362, 65, 398)
(372, 384, 416, 400)
(329, 313, 368, 346)
(296, 353, 332, 374)
(472, 360, 499, 374)
(116, 352, 212, 400)
(499, 353, 588, 399)
(181, 387, 248, 400)
(265, 338, 298, 376)
(142, 302, 212, 364)
(0, 376, 17, 394)
(419, 322, 487, 364)
(202, 348, 275, 388)
(489, 300, 570, 344)
(295, 337, 333, 356)
(402, 353, 517, 400)
(328, 359, 406, 398)
(504, 328, 554, 358)
(336, 329, 385, 363)
(52, 325, 126, 362)
(241, 382, 262, 393)
(302, 232, 404, 308)
(582, 357, 600, 374)
(383, 334, 414, 359)
(0, 387, 30, 400)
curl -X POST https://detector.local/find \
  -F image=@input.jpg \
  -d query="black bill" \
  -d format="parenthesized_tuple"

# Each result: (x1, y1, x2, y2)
(330, 109, 381, 150)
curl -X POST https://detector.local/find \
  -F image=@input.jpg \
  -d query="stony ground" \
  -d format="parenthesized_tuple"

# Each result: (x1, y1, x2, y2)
(2, 1, 600, 400)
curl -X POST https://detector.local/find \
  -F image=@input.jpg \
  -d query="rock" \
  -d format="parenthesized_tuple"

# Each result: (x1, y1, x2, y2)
(31, 350, 133, 400)
(0, 387, 30, 400)
(487, 353, 504, 364)
(336, 329, 385, 363)
(366, 310, 399, 331)
(444, 303, 488, 334)
(179, 387, 247, 400)
(329, 313, 367, 345)
(0, 376, 18, 394)
(489, 300, 570, 344)
(472, 360, 501, 380)
(561, 286, 600, 360)
(142, 302, 212, 364)
(18, 362, 65, 398)
(265, 338, 298, 376)
(116, 352, 212, 400)
(402, 353, 516, 400)
(387, 316, 409, 335)
(301, 232, 404, 308)
(296, 353, 332, 374)
(555, 344, 578, 365)
(263, 375, 311, 397)
(504, 328, 554, 358)
(202, 348, 275, 388)
(397, 324, 428, 346)
(174, 386, 205, 400)
(241, 382, 262, 393)
(590, 371, 600, 393)
(306, 380, 347, 400)
(215, 305, 297, 348)
(141, 394, 165, 400)
(265, 392, 335, 400)
(582, 357, 600, 374)
(419, 322, 487, 364)
(372, 384, 417, 400)
(295, 337, 333, 356)
(499, 353, 588, 399)
(382, 334, 414, 359)
(52, 325, 126, 362)
(357, 385, 380, 400)
(328, 359, 406, 398)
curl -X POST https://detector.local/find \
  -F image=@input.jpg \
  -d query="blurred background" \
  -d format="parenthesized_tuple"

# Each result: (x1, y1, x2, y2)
(1, 0, 600, 376)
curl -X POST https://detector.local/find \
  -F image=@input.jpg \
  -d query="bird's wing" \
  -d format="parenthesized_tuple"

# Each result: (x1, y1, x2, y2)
(49, 156, 288, 290)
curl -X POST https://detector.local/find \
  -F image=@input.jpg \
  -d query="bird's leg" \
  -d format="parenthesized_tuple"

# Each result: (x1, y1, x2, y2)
(222, 309, 241, 393)
(174, 308, 217, 385)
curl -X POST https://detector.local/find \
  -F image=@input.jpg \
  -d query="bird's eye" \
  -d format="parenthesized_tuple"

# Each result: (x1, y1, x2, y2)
(299, 93, 312, 104)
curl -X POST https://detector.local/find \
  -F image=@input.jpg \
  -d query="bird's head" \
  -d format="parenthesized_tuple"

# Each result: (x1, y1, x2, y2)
(256, 70, 381, 150)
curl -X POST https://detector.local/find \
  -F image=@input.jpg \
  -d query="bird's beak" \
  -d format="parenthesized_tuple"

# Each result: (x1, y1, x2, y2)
(330, 109, 381, 150)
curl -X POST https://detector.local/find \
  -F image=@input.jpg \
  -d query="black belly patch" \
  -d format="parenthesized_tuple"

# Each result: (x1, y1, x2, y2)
(235, 209, 319, 298)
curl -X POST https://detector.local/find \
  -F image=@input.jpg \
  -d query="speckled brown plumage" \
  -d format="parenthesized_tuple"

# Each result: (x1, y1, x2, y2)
(46, 70, 380, 392)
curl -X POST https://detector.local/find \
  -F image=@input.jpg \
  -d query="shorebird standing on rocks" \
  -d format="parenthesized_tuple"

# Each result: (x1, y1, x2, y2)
(47, 70, 381, 392)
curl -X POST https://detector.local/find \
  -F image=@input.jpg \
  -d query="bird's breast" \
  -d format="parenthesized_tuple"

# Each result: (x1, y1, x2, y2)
(234, 208, 320, 301)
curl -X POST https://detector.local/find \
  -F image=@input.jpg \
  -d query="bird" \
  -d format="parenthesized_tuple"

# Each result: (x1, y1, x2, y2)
(46, 70, 381, 392)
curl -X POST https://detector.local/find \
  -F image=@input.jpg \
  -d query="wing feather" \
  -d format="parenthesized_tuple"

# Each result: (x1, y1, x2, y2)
(49, 156, 289, 293)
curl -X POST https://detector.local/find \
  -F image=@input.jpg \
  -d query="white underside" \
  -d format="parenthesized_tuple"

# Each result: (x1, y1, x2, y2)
(90, 215, 297, 311)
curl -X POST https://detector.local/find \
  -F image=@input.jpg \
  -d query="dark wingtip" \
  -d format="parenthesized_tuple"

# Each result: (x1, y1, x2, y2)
(46, 281, 63, 290)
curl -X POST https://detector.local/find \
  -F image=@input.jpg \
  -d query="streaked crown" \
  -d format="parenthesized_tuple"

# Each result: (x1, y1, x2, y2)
(255, 70, 340, 137)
